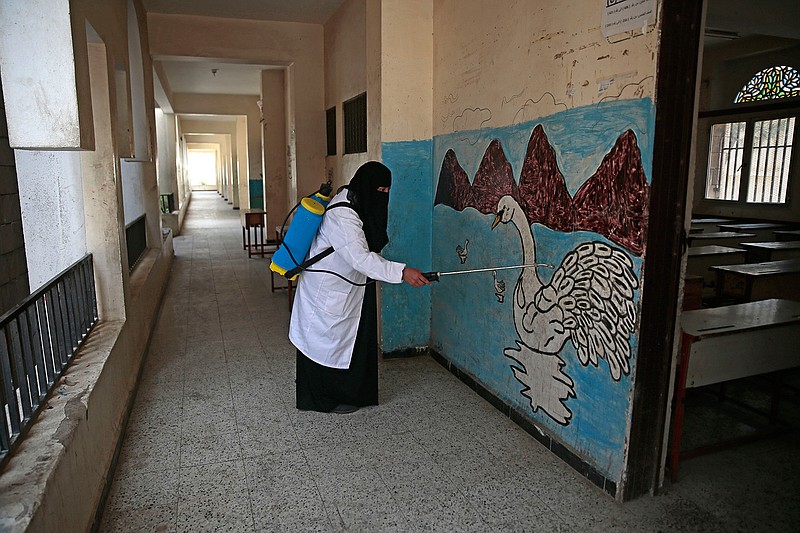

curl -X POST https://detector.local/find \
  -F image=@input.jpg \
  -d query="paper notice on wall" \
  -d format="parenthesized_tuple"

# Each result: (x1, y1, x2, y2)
(601, 0, 656, 37)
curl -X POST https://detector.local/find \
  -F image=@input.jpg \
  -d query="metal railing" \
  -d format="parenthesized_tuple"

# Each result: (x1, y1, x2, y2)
(0, 254, 98, 467)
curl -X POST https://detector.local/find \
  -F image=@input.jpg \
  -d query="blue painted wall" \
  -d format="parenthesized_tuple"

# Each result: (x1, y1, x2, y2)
(249, 179, 264, 209)
(378, 99, 654, 484)
(381, 140, 434, 352)
(430, 99, 653, 482)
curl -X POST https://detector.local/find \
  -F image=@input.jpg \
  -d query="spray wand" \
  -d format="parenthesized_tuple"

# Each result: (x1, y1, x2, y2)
(421, 263, 555, 282)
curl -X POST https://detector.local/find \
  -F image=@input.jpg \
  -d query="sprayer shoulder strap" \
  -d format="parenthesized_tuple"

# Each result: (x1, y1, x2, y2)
(325, 201, 355, 212)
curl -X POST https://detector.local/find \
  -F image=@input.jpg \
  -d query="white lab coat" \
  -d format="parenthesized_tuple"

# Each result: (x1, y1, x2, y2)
(288, 190, 405, 369)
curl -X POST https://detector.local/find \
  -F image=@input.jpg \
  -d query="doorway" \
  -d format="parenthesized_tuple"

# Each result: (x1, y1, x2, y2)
(187, 149, 218, 191)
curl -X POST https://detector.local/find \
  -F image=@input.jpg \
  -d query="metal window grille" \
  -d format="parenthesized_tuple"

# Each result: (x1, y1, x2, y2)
(343, 92, 367, 154)
(0, 254, 98, 468)
(126, 214, 147, 271)
(705, 122, 746, 201)
(326, 107, 336, 156)
(747, 117, 795, 203)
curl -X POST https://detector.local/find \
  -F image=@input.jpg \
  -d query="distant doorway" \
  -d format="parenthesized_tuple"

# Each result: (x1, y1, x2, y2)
(188, 149, 218, 190)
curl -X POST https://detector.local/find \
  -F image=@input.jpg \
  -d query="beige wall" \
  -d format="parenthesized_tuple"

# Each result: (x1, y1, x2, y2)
(147, 13, 325, 208)
(0, 2, 174, 530)
(324, 0, 434, 182)
(433, 1, 657, 134)
(324, 0, 370, 187)
(381, 0, 433, 143)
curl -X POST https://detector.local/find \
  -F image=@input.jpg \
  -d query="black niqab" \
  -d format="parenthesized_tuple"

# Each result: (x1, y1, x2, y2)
(344, 161, 392, 252)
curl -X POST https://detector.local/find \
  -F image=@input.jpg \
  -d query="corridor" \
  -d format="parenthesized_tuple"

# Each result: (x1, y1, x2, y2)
(98, 192, 799, 532)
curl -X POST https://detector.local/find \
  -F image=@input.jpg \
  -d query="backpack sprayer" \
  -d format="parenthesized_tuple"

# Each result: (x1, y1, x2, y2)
(269, 182, 334, 280)
(269, 181, 555, 285)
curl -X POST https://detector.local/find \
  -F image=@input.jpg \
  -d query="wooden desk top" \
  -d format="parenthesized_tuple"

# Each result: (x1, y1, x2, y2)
(740, 241, 800, 252)
(710, 257, 800, 277)
(774, 230, 800, 238)
(691, 217, 734, 224)
(241, 209, 266, 228)
(681, 298, 800, 337)
(688, 245, 745, 257)
(718, 222, 788, 231)
(689, 232, 756, 240)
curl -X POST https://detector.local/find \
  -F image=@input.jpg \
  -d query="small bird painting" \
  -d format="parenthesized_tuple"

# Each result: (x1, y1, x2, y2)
(456, 239, 469, 264)
(492, 270, 506, 303)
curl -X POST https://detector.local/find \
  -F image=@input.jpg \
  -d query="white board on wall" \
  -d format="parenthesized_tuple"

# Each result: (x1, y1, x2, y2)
(15, 150, 88, 291)
(602, 0, 656, 37)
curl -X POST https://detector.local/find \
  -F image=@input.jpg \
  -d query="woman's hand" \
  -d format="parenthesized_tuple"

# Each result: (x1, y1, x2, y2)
(402, 267, 431, 287)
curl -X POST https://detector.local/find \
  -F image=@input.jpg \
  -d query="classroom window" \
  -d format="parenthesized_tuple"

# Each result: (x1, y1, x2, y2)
(705, 122, 746, 201)
(734, 65, 800, 104)
(704, 117, 796, 204)
(343, 92, 367, 154)
(326, 106, 336, 156)
(747, 117, 794, 203)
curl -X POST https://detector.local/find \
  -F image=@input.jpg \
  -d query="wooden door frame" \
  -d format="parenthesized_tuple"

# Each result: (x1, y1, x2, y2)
(623, 0, 705, 500)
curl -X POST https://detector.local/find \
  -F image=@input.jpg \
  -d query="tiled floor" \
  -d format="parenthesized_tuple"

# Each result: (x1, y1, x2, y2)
(99, 191, 800, 532)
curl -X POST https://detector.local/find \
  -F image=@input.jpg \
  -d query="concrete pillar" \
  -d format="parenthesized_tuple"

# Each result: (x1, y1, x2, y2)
(236, 116, 249, 209)
(226, 135, 237, 208)
(262, 70, 287, 232)
(0, 0, 93, 150)
(80, 43, 128, 321)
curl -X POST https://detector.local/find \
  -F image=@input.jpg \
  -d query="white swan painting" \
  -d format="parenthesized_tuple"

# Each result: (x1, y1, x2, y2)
(492, 195, 639, 424)
(433, 117, 649, 432)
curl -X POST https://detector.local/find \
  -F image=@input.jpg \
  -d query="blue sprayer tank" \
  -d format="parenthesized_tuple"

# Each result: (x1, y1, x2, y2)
(269, 191, 331, 280)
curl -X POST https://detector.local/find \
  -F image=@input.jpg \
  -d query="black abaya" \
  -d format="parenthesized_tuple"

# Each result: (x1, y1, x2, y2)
(295, 283, 379, 412)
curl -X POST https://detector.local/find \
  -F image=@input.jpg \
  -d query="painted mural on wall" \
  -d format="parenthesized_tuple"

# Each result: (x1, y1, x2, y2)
(430, 98, 652, 476)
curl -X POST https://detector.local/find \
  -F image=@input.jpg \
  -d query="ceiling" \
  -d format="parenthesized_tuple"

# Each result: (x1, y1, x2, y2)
(159, 60, 279, 96)
(704, 0, 800, 47)
(144, 1, 345, 108)
(147, 0, 798, 108)
(141, 0, 346, 25)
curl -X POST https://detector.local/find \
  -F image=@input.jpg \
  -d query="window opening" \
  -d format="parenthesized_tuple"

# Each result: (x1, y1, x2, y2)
(343, 92, 367, 154)
(704, 117, 796, 205)
(734, 65, 800, 104)
(747, 117, 794, 203)
(705, 122, 745, 201)
(326, 106, 336, 156)
(187, 150, 217, 190)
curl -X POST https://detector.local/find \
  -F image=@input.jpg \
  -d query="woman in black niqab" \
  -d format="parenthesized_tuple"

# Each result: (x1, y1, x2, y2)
(295, 161, 393, 413)
(342, 161, 392, 252)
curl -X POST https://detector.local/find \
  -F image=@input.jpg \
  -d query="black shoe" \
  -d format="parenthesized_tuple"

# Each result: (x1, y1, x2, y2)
(331, 404, 359, 414)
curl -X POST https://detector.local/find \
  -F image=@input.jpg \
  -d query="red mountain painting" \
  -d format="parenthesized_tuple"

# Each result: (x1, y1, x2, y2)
(434, 126, 649, 255)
